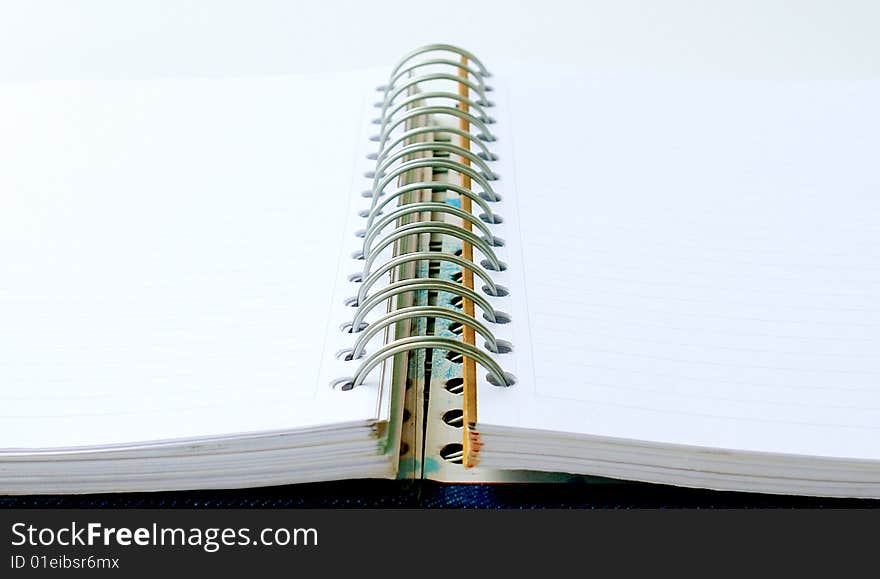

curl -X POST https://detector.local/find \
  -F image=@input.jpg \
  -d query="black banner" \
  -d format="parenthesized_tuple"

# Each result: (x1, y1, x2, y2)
(0, 509, 874, 576)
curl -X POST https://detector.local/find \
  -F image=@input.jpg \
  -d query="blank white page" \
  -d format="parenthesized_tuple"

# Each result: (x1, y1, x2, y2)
(0, 71, 382, 449)
(480, 67, 880, 460)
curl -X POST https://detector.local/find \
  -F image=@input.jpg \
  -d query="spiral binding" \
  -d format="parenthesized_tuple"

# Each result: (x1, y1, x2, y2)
(332, 45, 514, 392)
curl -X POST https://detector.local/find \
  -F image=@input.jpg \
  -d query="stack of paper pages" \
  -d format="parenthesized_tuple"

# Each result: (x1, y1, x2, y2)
(0, 72, 401, 492)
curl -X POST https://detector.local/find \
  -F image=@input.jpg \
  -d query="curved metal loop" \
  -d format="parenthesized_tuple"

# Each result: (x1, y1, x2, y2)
(388, 44, 491, 80)
(376, 91, 493, 127)
(362, 221, 502, 275)
(372, 142, 497, 186)
(377, 105, 495, 148)
(350, 305, 500, 359)
(363, 202, 497, 252)
(366, 182, 496, 230)
(350, 278, 500, 330)
(346, 336, 509, 390)
(357, 251, 499, 305)
(382, 74, 489, 109)
(374, 126, 497, 164)
(370, 159, 499, 207)
(380, 59, 488, 95)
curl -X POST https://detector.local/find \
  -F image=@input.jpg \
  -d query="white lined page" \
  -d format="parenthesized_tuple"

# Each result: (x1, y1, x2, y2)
(480, 68, 880, 459)
(0, 71, 382, 449)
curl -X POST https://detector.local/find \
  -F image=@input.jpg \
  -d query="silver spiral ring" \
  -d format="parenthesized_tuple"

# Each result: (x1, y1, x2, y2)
(339, 336, 510, 391)
(349, 278, 503, 330)
(376, 91, 494, 126)
(371, 141, 497, 183)
(387, 44, 491, 80)
(361, 221, 503, 274)
(366, 181, 498, 229)
(356, 251, 501, 305)
(373, 126, 497, 163)
(380, 59, 489, 95)
(376, 105, 496, 149)
(369, 158, 499, 205)
(362, 202, 497, 251)
(350, 305, 502, 359)
(380, 73, 491, 110)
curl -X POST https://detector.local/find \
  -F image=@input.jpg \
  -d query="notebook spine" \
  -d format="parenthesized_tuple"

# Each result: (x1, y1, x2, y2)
(330, 45, 515, 393)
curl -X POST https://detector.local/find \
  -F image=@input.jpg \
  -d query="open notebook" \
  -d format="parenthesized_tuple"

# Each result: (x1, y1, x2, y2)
(2, 46, 879, 497)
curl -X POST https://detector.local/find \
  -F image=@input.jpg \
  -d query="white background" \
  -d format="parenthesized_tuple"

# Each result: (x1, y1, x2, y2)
(0, 0, 878, 81)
